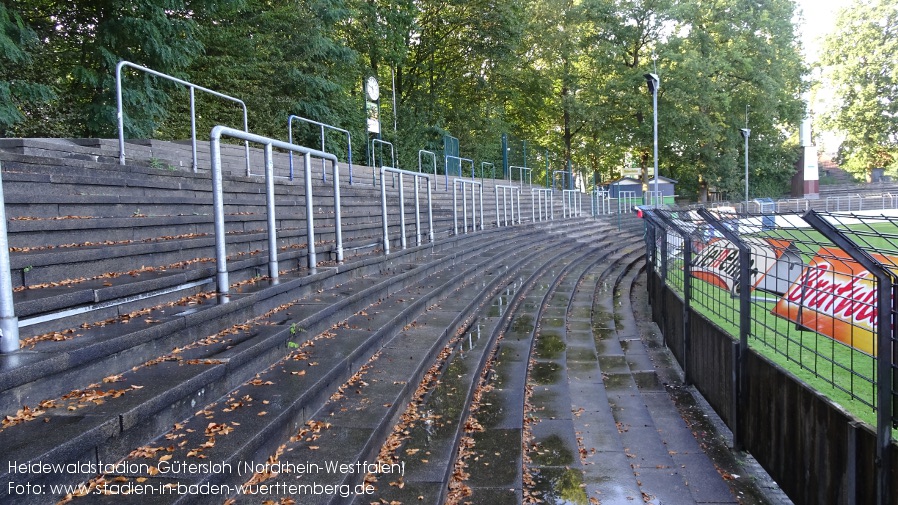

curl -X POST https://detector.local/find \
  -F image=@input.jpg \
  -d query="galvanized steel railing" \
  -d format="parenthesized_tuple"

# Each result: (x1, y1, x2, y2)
(618, 191, 639, 214)
(481, 162, 496, 180)
(116, 61, 250, 175)
(288, 115, 354, 184)
(591, 189, 612, 216)
(494, 184, 522, 227)
(453, 179, 484, 234)
(553, 170, 570, 191)
(510, 165, 532, 188)
(0, 162, 19, 353)
(419, 150, 437, 176)
(380, 167, 434, 255)
(561, 189, 582, 218)
(210, 126, 343, 297)
(445, 155, 474, 190)
(531, 188, 553, 222)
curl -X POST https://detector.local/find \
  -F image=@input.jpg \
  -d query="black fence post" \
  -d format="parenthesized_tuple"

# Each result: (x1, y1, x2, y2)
(659, 222, 668, 287)
(697, 208, 749, 451)
(802, 210, 893, 505)
(655, 210, 692, 386)
(644, 215, 656, 298)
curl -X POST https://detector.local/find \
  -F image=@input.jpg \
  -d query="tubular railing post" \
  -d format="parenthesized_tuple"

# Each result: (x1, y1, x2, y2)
(210, 133, 229, 297)
(654, 210, 692, 385)
(116, 63, 126, 166)
(549, 191, 555, 221)
(399, 173, 407, 250)
(532, 190, 536, 223)
(496, 189, 502, 227)
(380, 167, 389, 254)
(414, 177, 421, 247)
(517, 188, 522, 224)
(802, 210, 893, 505)
(697, 207, 749, 451)
(427, 180, 434, 243)
(463, 183, 469, 233)
(479, 183, 484, 231)
(263, 144, 279, 280)
(189, 87, 198, 173)
(320, 125, 327, 182)
(332, 159, 343, 262)
(453, 181, 458, 234)
(304, 152, 317, 273)
(0, 164, 20, 353)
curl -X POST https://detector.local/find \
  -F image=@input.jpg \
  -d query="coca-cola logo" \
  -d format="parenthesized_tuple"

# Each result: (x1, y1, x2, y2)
(784, 262, 877, 327)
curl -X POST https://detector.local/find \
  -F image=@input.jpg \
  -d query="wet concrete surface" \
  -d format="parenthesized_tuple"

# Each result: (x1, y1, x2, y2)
(524, 252, 792, 505)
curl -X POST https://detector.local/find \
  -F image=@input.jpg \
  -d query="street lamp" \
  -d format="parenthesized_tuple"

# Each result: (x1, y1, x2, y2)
(740, 128, 750, 209)
(644, 73, 659, 207)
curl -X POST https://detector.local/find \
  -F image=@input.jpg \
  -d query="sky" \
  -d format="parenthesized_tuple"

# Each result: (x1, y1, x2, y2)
(794, 0, 848, 62)
(794, 0, 851, 154)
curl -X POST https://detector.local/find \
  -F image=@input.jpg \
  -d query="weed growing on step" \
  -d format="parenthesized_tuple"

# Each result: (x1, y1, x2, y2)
(288, 321, 307, 348)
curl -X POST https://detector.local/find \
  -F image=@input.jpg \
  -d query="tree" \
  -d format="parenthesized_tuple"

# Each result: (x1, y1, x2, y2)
(820, 0, 898, 177)
(8, 0, 217, 138)
(654, 0, 805, 198)
(0, 3, 55, 135)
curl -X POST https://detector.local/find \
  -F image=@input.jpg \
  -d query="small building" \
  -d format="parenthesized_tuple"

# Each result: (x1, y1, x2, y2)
(604, 175, 677, 199)
(604, 176, 644, 198)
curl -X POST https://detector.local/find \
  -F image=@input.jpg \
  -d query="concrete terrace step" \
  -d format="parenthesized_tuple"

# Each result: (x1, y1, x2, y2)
(362, 239, 637, 505)
(220, 234, 600, 504)
(0, 225, 566, 503)
(0, 226, 529, 419)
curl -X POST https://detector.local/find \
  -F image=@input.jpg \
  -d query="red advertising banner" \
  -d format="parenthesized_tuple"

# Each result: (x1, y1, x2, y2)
(691, 237, 797, 295)
(772, 247, 894, 356)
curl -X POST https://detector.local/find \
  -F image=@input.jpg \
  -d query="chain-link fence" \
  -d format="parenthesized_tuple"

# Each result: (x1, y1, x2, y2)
(644, 206, 898, 504)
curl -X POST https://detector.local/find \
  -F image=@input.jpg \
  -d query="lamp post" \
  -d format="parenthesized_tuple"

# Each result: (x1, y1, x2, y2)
(644, 73, 659, 207)
(740, 128, 750, 209)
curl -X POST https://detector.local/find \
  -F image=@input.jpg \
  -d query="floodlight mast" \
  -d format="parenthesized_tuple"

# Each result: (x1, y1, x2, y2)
(644, 73, 660, 206)
(741, 128, 750, 209)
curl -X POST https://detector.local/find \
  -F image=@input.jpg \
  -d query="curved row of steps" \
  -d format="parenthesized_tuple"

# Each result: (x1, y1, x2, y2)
(0, 220, 613, 502)
(0, 138, 678, 505)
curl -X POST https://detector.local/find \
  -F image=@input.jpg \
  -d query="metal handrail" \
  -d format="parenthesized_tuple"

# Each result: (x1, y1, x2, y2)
(618, 191, 639, 215)
(445, 155, 474, 190)
(553, 170, 570, 191)
(495, 184, 521, 227)
(210, 126, 343, 297)
(645, 190, 663, 207)
(510, 165, 532, 188)
(561, 189, 582, 218)
(419, 150, 437, 176)
(482, 162, 495, 180)
(0, 162, 18, 353)
(370, 139, 396, 185)
(453, 178, 484, 234)
(380, 167, 433, 254)
(592, 189, 611, 216)
(532, 188, 553, 222)
(116, 61, 250, 174)
(288, 115, 354, 184)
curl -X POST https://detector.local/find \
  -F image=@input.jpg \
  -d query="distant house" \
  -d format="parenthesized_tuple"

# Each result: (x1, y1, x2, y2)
(604, 175, 677, 198)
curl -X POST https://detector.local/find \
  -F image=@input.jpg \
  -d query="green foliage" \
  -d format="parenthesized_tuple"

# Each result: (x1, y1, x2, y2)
(0, 3, 55, 134)
(1, 0, 805, 202)
(820, 0, 898, 177)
